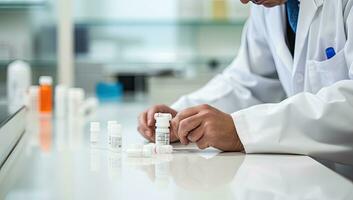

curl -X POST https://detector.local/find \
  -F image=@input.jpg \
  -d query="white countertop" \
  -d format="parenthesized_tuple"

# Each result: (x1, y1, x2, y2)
(1, 102, 353, 200)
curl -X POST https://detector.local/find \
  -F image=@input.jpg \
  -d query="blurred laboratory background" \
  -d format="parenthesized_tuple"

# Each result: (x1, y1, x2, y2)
(0, 0, 249, 105)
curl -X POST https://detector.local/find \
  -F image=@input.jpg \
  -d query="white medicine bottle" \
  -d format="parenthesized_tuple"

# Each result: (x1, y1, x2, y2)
(109, 123, 122, 152)
(7, 60, 31, 113)
(90, 122, 100, 144)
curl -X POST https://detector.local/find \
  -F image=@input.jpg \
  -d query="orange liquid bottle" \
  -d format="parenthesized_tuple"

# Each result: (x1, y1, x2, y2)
(39, 76, 53, 113)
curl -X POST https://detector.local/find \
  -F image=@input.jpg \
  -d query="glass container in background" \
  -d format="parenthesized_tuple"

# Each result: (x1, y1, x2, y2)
(212, 0, 228, 20)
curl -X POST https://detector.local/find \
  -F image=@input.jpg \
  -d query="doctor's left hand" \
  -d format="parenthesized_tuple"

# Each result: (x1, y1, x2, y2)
(172, 104, 244, 152)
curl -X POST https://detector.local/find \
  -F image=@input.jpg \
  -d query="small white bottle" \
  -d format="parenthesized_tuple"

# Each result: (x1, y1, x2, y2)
(108, 122, 122, 152)
(7, 60, 31, 113)
(107, 120, 117, 146)
(55, 85, 68, 118)
(68, 88, 85, 118)
(90, 122, 100, 144)
(154, 113, 172, 145)
(27, 86, 39, 113)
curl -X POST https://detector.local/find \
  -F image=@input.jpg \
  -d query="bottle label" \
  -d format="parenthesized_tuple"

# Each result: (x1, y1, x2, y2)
(110, 136, 122, 151)
(155, 132, 170, 145)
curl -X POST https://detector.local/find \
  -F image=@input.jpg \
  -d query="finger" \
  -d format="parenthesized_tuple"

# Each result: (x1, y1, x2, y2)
(147, 108, 157, 127)
(137, 126, 154, 142)
(196, 135, 210, 150)
(178, 114, 203, 145)
(240, 0, 250, 3)
(139, 111, 152, 137)
(187, 125, 204, 143)
(173, 104, 207, 135)
(174, 106, 202, 122)
(170, 122, 179, 142)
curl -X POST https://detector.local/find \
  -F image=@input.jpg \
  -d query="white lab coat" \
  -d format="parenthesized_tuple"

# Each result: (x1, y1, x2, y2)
(172, 0, 353, 165)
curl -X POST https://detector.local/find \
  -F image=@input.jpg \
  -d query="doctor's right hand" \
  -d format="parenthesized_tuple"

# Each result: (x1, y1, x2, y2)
(137, 104, 179, 142)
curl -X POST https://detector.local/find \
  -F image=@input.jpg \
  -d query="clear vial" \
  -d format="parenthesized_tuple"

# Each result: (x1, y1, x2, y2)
(154, 113, 172, 145)
(109, 123, 122, 152)
(90, 122, 100, 144)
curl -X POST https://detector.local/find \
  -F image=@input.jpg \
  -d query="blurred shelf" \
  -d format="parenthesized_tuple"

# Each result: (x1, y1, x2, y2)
(0, 0, 47, 10)
(75, 19, 247, 27)
(75, 55, 234, 65)
(0, 59, 56, 68)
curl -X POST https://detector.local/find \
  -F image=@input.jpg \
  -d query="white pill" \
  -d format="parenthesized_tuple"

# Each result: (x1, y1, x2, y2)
(126, 148, 143, 157)
(90, 122, 100, 143)
(156, 145, 173, 154)
(128, 144, 143, 149)
(142, 144, 157, 157)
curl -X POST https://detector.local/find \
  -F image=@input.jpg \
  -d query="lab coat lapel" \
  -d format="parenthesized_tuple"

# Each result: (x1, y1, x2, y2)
(267, 6, 293, 73)
(293, 0, 324, 72)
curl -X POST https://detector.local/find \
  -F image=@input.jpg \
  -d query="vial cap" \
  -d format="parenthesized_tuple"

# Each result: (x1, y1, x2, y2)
(154, 113, 172, 120)
(109, 123, 122, 136)
(90, 122, 101, 132)
(39, 76, 53, 85)
(107, 120, 118, 129)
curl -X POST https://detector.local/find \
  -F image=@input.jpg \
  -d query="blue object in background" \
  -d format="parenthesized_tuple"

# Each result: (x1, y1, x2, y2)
(96, 82, 123, 101)
(326, 47, 336, 60)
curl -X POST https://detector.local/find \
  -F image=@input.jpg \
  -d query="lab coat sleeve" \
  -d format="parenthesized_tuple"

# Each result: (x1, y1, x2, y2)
(233, 81, 353, 165)
(171, 6, 286, 113)
(233, 2, 353, 165)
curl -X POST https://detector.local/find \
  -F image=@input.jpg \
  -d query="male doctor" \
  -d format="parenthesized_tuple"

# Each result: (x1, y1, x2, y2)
(138, 0, 353, 164)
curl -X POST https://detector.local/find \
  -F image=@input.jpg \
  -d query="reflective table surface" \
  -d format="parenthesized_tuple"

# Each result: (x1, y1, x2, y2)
(1, 102, 353, 200)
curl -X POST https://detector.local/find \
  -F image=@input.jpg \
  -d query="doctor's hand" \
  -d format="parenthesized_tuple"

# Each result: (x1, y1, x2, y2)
(172, 104, 244, 152)
(137, 104, 179, 142)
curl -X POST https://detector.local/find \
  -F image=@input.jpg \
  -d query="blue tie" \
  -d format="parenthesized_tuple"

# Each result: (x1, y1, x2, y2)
(286, 0, 300, 33)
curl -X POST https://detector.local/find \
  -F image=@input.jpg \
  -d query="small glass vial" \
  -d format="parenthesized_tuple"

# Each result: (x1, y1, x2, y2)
(39, 76, 53, 113)
(154, 113, 172, 145)
(28, 86, 39, 113)
(90, 122, 100, 144)
(108, 123, 122, 152)
(68, 88, 84, 118)
(55, 85, 68, 118)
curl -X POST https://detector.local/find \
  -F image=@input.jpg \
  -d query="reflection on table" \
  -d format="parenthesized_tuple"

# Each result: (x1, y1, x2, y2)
(0, 103, 352, 200)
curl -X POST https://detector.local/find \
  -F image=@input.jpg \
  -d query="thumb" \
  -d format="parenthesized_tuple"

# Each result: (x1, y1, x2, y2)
(170, 119, 179, 140)
(239, 0, 251, 4)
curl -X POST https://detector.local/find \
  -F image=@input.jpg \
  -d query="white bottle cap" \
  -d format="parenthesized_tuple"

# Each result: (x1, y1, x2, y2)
(142, 144, 156, 157)
(109, 123, 122, 136)
(107, 120, 118, 133)
(90, 122, 101, 132)
(39, 76, 53, 85)
(107, 120, 117, 129)
(154, 113, 172, 120)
